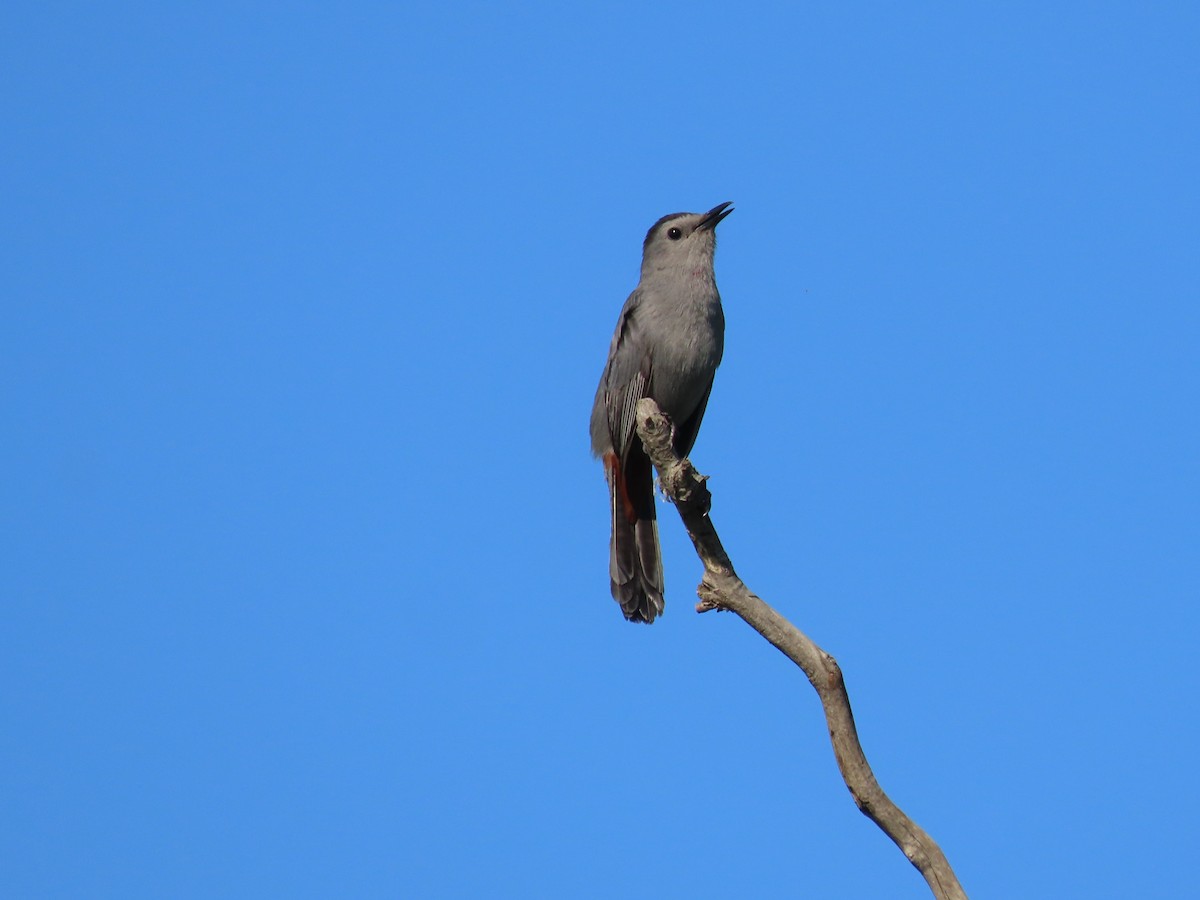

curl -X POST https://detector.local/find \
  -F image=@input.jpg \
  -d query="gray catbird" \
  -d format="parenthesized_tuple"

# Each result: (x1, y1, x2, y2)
(590, 201, 733, 623)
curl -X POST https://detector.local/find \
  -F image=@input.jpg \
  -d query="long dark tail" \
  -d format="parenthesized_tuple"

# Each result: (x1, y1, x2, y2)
(606, 444, 664, 623)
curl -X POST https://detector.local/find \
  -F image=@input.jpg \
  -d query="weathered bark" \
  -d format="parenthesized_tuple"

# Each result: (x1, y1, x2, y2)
(635, 398, 967, 900)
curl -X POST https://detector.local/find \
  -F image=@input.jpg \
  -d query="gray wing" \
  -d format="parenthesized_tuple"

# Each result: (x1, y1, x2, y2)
(590, 290, 654, 458)
(590, 289, 666, 622)
(672, 376, 714, 458)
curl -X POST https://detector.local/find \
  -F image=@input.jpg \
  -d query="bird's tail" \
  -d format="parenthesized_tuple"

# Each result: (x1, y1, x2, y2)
(605, 450, 664, 623)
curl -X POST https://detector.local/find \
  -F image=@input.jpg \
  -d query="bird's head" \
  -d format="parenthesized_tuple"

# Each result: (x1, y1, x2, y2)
(640, 201, 733, 277)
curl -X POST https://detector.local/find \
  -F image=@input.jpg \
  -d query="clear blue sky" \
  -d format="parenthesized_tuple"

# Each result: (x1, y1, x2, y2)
(3, 3, 1197, 897)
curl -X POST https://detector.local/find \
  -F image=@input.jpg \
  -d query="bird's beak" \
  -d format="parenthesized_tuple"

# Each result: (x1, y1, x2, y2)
(697, 201, 734, 230)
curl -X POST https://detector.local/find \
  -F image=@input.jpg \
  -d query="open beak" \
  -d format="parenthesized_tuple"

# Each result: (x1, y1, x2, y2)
(697, 201, 734, 230)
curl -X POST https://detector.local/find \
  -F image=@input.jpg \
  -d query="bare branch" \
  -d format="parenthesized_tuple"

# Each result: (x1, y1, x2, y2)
(635, 398, 968, 900)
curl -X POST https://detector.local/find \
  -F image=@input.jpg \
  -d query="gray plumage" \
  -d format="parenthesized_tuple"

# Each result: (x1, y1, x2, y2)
(590, 202, 732, 623)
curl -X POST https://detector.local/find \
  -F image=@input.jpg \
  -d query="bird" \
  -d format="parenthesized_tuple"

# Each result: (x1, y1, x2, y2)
(590, 202, 733, 623)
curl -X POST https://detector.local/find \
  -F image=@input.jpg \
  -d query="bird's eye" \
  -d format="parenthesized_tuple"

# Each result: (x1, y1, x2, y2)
(667, 227, 683, 240)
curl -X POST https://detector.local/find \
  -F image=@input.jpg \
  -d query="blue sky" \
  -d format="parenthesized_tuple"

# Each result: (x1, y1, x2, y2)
(3, 3, 1197, 897)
